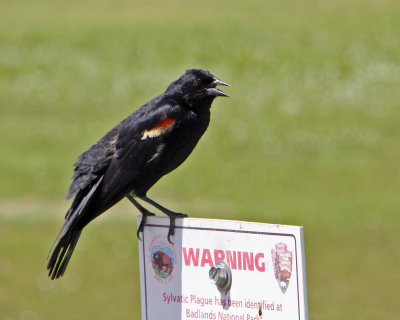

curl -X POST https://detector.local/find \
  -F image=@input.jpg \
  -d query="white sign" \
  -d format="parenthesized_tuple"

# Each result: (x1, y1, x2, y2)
(138, 217, 308, 320)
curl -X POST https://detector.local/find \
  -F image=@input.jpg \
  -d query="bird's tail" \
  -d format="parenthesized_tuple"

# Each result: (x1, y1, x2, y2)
(47, 176, 104, 279)
(47, 225, 82, 280)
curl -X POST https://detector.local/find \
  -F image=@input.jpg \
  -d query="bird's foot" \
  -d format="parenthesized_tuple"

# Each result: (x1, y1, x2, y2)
(137, 212, 156, 240)
(126, 193, 157, 241)
(166, 212, 188, 244)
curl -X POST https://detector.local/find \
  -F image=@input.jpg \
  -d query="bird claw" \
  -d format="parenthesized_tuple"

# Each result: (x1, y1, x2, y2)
(136, 212, 156, 241)
(167, 213, 188, 244)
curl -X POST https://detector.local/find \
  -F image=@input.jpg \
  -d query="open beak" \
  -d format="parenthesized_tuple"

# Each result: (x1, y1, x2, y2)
(207, 78, 231, 97)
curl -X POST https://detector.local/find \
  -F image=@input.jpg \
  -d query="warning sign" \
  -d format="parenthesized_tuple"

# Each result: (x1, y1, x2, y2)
(138, 217, 308, 320)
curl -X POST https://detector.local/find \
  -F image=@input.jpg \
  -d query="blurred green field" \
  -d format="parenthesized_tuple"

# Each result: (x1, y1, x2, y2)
(1, 0, 400, 319)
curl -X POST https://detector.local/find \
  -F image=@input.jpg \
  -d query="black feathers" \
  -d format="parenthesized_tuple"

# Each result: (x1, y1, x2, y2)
(66, 129, 117, 199)
(47, 69, 230, 278)
(48, 229, 82, 280)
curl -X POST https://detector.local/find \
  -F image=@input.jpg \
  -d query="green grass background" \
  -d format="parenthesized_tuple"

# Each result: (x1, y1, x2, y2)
(1, 0, 400, 319)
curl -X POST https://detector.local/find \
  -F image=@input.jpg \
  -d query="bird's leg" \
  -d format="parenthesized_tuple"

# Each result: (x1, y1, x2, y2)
(139, 196, 187, 244)
(126, 193, 155, 240)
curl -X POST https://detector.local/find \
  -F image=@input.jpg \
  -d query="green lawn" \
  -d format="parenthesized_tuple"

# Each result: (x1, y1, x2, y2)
(1, 0, 400, 319)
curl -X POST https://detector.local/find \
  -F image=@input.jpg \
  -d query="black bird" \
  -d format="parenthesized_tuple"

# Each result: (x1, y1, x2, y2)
(47, 69, 230, 279)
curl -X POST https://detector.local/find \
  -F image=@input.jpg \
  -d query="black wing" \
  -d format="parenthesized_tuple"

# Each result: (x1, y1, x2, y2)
(67, 103, 178, 223)
(65, 127, 119, 200)
(65, 95, 168, 200)
(92, 104, 178, 206)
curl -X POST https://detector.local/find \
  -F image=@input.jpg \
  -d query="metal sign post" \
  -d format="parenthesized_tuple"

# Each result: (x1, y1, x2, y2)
(138, 217, 308, 320)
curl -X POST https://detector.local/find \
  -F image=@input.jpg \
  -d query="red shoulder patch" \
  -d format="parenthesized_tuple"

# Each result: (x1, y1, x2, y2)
(142, 117, 176, 140)
(153, 117, 175, 130)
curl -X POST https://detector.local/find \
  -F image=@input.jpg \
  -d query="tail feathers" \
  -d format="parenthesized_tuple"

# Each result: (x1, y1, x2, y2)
(47, 228, 82, 280)
(47, 176, 104, 279)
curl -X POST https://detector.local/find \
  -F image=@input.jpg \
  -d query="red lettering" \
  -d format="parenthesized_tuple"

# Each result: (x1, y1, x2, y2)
(183, 247, 200, 266)
(255, 253, 265, 272)
(214, 250, 225, 264)
(238, 251, 242, 270)
(182, 247, 266, 272)
(201, 249, 214, 267)
(226, 251, 237, 269)
(243, 252, 254, 271)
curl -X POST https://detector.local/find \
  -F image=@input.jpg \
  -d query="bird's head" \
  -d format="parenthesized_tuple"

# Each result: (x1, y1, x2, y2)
(166, 69, 230, 108)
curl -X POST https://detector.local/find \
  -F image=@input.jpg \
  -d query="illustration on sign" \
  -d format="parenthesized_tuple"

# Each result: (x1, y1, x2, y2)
(271, 242, 293, 294)
(149, 235, 176, 282)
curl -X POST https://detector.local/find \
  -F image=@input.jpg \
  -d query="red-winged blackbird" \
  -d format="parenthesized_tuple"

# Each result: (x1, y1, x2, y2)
(47, 69, 230, 279)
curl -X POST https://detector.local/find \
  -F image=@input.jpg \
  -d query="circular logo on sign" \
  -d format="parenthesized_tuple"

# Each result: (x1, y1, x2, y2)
(149, 235, 176, 282)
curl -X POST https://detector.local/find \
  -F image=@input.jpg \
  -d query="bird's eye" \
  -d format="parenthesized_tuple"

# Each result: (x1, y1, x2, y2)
(192, 80, 199, 87)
